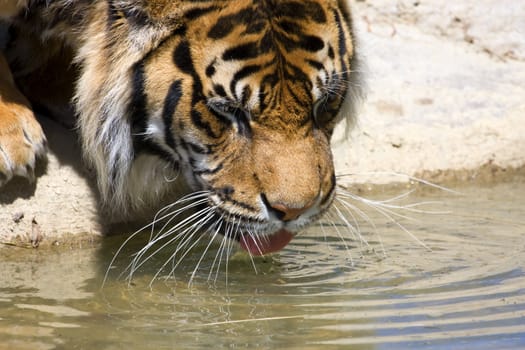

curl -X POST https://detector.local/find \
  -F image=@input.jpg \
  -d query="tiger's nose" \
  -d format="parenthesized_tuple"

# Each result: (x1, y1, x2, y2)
(267, 198, 317, 222)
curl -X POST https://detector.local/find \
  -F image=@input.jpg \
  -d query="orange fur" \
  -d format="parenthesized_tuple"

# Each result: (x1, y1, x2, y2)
(0, 53, 46, 185)
(1, 0, 362, 236)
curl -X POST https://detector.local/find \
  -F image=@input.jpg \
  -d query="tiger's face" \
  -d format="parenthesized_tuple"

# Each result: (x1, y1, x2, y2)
(125, 0, 357, 255)
(133, 1, 357, 255)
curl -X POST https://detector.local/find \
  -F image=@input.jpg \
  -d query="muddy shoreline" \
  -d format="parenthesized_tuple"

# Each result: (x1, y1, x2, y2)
(2, 164, 523, 249)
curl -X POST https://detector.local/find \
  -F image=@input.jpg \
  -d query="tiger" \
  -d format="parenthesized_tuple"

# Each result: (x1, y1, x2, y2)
(0, 0, 361, 257)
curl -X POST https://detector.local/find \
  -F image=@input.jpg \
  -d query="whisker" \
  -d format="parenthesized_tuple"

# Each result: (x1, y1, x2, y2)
(332, 196, 364, 242)
(149, 194, 210, 242)
(103, 224, 149, 287)
(238, 224, 259, 274)
(164, 208, 216, 267)
(334, 196, 386, 256)
(321, 211, 355, 265)
(150, 210, 216, 287)
(103, 191, 212, 286)
(336, 172, 461, 195)
(189, 226, 220, 287)
(337, 188, 449, 219)
(372, 203, 431, 251)
(330, 176, 454, 255)
(209, 221, 227, 283)
(338, 191, 431, 251)
(124, 206, 213, 284)
(126, 205, 213, 279)
(333, 203, 365, 244)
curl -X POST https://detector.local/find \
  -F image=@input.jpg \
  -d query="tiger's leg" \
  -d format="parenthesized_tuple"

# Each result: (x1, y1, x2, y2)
(0, 51, 47, 186)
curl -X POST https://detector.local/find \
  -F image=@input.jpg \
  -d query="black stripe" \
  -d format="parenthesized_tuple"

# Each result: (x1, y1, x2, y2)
(110, 1, 150, 27)
(129, 61, 179, 165)
(259, 31, 273, 53)
(243, 19, 266, 35)
(300, 35, 324, 52)
(223, 42, 260, 61)
(327, 45, 335, 59)
(336, 1, 353, 28)
(258, 90, 268, 111)
(213, 84, 227, 97)
(172, 24, 187, 37)
(284, 62, 312, 88)
(259, 73, 279, 111)
(230, 64, 261, 95)
(272, 1, 327, 24)
(107, 1, 123, 24)
(234, 109, 252, 138)
(276, 19, 298, 35)
(194, 163, 223, 175)
(191, 109, 219, 138)
(129, 61, 148, 150)
(209, 108, 233, 128)
(225, 198, 257, 212)
(241, 85, 252, 106)
(184, 6, 220, 20)
(173, 40, 194, 74)
(307, 59, 324, 70)
(208, 7, 254, 39)
(173, 40, 224, 138)
(333, 9, 347, 57)
(205, 59, 217, 77)
(286, 82, 305, 107)
(218, 185, 235, 200)
(161, 80, 183, 149)
(184, 141, 211, 155)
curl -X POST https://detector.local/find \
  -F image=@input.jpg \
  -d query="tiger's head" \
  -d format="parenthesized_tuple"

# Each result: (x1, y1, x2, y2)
(76, 0, 361, 255)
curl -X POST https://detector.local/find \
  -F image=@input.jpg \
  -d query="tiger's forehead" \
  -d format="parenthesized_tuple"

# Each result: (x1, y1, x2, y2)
(205, 0, 331, 39)
(186, 0, 342, 116)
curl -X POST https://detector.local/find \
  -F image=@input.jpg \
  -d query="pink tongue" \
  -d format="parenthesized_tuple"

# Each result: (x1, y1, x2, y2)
(239, 229, 294, 256)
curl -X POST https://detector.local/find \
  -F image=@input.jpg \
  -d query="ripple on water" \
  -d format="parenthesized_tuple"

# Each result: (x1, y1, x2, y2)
(274, 183, 525, 348)
(0, 182, 524, 349)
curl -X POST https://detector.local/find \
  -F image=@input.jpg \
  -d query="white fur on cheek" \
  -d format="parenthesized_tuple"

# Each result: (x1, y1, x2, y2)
(74, 5, 175, 216)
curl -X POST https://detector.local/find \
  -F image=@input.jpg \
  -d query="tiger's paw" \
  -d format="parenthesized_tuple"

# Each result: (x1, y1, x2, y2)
(0, 101, 47, 187)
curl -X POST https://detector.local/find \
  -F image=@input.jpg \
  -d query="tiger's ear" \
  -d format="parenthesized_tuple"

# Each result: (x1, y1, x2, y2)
(112, 0, 183, 24)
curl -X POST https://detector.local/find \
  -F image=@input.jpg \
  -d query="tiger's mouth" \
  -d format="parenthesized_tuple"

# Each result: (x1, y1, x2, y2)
(203, 208, 301, 256)
(204, 192, 333, 256)
(238, 229, 295, 256)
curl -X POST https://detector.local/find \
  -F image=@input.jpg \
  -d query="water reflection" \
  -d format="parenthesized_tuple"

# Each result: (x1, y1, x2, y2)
(0, 182, 524, 349)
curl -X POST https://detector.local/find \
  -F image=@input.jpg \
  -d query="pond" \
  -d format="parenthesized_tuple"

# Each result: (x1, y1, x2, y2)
(1, 181, 524, 349)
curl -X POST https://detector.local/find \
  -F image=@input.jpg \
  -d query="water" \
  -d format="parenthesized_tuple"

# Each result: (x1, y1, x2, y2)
(1, 181, 524, 349)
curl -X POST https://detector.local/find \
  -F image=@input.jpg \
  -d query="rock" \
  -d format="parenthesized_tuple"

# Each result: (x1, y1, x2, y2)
(0, 116, 102, 243)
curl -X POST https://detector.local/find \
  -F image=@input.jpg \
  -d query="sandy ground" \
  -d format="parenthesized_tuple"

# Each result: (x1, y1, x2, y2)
(1, 0, 524, 242)
(334, 0, 525, 184)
